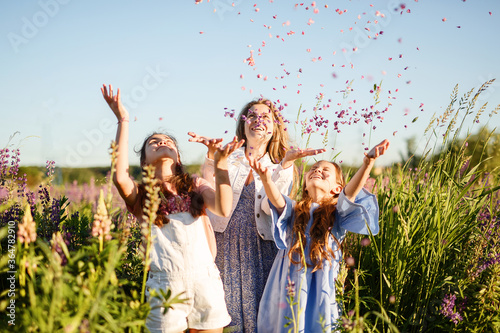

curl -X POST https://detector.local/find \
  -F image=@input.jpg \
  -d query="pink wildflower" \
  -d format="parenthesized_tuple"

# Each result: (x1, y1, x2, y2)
(18, 204, 37, 244)
(92, 190, 113, 241)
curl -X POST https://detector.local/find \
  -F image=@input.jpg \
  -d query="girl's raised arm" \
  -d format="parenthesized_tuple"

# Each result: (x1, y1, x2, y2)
(101, 84, 138, 207)
(252, 147, 326, 215)
(187, 132, 223, 160)
(249, 159, 286, 215)
(281, 147, 326, 169)
(188, 132, 224, 187)
(343, 139, 390, 201)
(203, 137, 244, 217)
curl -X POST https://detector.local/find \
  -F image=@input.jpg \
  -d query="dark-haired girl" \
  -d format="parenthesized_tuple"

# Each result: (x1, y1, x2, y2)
(102, 84, 243, 333)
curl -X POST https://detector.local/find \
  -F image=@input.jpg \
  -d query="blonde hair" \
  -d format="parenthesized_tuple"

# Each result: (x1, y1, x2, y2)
(235, 99, 289, 163)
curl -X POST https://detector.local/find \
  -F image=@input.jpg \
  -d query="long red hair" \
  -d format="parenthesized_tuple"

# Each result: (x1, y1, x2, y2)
(289, 161, 346, 272)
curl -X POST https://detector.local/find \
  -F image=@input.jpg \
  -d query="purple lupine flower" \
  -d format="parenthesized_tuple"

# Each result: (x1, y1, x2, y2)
(10, 149, 20, 177)
(50, 197, 62, 231)
(46, 160, 55, 178)
(1, 203, 21, 227)
(38, 185, 51, 208)
(440, 294, 463, 325)
(16, 173, 28, 197)
(0, 148, 9, 178)
(471, 253, 500, 278)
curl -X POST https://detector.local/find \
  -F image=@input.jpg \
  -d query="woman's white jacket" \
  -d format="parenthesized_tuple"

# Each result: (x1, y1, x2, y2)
(201, 147, 294, 241)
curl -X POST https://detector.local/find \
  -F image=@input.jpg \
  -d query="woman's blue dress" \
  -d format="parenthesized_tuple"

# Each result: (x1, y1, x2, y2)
(257, 188, 379, 333)
(215, 181, 278, 333)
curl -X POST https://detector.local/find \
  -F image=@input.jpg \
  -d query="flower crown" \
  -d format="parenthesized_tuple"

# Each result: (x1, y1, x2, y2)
(158, 192, 191, 216)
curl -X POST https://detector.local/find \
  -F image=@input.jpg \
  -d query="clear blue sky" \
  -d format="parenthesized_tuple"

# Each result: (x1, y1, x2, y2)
(1, 0, 499, 168)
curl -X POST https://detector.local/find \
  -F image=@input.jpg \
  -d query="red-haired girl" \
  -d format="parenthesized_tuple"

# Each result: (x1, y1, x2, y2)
(249, 140, 389, 332)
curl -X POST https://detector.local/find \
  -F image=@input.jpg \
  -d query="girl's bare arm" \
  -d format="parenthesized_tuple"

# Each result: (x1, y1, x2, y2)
(101, 84, 138, 207)
(249, 159, 286, 215)
(343, 139, 390, 201)
(203, 137, 244, 217)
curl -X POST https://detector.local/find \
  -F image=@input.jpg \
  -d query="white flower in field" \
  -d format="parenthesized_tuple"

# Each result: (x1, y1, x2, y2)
(18, 204, 36, 244)
(92, 190, 113, 241)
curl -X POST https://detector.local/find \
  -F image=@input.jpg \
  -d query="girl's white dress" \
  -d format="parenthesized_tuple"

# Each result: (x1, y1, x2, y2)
(127, 177, 230, 333)
(257, 188, 379, 333)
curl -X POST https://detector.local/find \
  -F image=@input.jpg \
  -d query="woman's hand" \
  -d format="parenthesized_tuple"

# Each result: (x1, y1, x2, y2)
(248, 152, 286, 214)
(101, 84, 129, 122)
(281, 147, 326, 169)
(212, 137, 244, 217)
(214, 136, 244, 165)
(248, 158, 271, 183)
(364, 139, 390, 164)
(188, 132, 224, 159)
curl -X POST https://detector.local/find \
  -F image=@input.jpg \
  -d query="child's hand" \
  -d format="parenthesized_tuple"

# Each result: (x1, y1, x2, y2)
(214, 136, 244, 164)
(248, 158, 272, 183)
(101, 84, 129, 121)
(364, 139, 390, 163)
(188, 132, 224, 159)
(282, 147, 326, 169)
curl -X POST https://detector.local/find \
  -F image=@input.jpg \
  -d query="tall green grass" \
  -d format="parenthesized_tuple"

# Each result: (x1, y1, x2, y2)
(341, 81, 500, 332)
(0, 144, 185, 332)
(0, 82, 498, 332)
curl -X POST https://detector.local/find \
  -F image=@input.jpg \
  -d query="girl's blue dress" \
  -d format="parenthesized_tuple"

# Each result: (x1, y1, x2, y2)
(257, 188, 379, 333)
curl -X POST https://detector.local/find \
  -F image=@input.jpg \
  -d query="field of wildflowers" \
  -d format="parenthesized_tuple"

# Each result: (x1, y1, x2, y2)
(0, 82, 499, 332)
